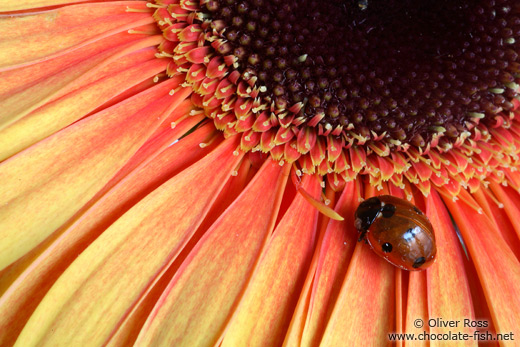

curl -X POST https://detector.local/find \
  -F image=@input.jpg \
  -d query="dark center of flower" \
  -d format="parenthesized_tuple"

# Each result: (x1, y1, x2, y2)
(204, 0, 520, 148)
(153, 0, 520, 195)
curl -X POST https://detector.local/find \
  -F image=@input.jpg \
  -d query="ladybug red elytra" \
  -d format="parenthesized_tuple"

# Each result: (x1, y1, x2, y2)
(354, 195, 437, 271)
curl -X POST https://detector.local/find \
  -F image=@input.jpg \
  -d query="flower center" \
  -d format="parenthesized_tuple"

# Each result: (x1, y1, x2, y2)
(204, 0, 519, 146)
(153, 0, 520, 195)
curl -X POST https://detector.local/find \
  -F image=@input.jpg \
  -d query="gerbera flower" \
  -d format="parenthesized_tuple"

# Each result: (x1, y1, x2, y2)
(1, 0, 520, 345)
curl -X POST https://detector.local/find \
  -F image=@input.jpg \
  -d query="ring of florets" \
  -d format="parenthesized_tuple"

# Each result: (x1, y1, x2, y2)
(151, 0, 520, 196)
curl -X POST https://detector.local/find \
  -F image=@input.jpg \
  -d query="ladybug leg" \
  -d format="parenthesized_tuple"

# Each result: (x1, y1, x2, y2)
(358, 229, 367, 243)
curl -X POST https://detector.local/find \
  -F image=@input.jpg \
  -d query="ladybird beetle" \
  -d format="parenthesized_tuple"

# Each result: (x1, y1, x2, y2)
(354, 195, 437, 271)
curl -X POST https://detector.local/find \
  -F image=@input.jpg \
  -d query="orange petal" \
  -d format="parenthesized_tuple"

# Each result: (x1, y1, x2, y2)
(282, 258, 318, 347)
(444, 190, 520, 338)
(283, 185, 337, 346)
(0, 100, 200, 295)
(0, 78, 188, 270)
(321, 231, 395, 345)
(473, 186, 520, 259)
(191, 154, 256, 235)
(14, 136, 243, 346)
(404, 272, 429, 347)
(489, 182, 520, 244)
(0, 123, 217, 346)
(426, 191, 475, 336)
(286, 181, 360, 346)
(0, 30, 149, 96)
(0, 47, 168, 159)
(387, 187, 407, 346)
(133, 160, 289, 346)
(395, 183, 429, 347)
(0, 32, 162, 131)
(0, 0, 93, 11)
(103, 101, 203, 188)
(106, 151, 251, 346)
(0, 2, 154, 69)
(219, 175, 321, 346)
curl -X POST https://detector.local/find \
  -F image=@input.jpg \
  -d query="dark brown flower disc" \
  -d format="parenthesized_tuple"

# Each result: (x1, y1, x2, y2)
(202, 0, 520, 147)
(154, 0, 520, 196)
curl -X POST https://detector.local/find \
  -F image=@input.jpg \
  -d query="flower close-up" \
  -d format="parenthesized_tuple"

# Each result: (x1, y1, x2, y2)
(1, 0, 520, 345)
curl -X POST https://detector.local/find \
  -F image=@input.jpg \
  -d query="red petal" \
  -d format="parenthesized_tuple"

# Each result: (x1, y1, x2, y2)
(444, 190, 520, 337)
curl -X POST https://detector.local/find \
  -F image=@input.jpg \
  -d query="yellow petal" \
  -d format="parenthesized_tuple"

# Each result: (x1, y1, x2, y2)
(0, 45, 167, 159)
(0, 0, 93, 12)
(0, 78, 188, 270)
(14, 136, 243, 346)
(0, 122, 215, 346)
(0, 31, 161, 131)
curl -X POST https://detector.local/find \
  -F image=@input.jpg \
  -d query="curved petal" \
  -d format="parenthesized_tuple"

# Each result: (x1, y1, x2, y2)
(321, 229, 395, 345)
(0, 78, 189, 270)
(0, 122, 216, 346)
(0, 2, 154, 69)
(445, 190, 520, 338)
(219, 175, 321, 346)
(14, 136, 243, 346)
(426, 191, 475, 338)
(285, 181, 360, 346)
(134, 160, 289, 346)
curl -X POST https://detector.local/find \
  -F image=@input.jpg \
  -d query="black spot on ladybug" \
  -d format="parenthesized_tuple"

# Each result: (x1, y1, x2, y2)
(381, 204, 396, 218)
(354, 195, 436, 271)
(355, 197, 382, 231)
(413, 257, 426, 268)
(382, 242, 393, 253)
